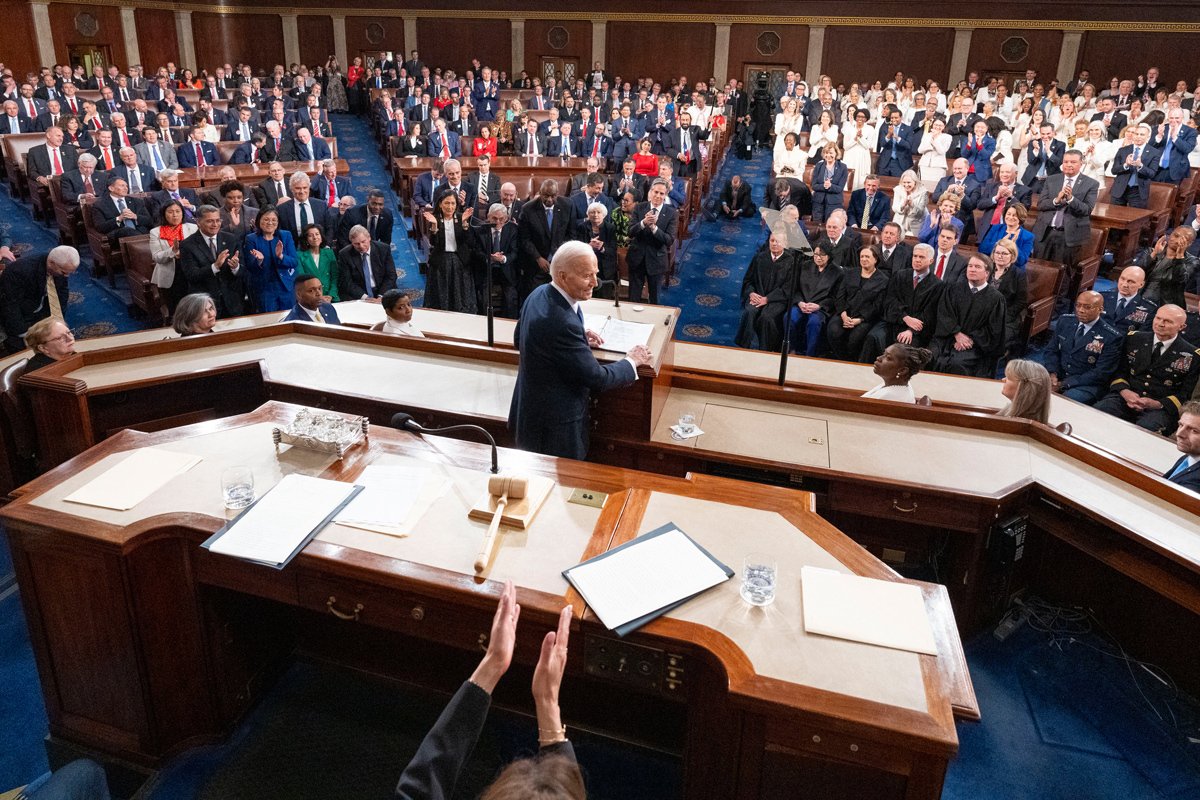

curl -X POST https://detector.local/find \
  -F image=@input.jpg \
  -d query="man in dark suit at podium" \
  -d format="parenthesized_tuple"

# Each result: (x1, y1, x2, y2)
(1165, 402, 1200, 492)
(509, 240, 653, 459)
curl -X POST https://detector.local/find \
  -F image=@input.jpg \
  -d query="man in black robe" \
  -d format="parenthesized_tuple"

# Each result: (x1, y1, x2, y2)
(861, 243, 945, 362)
(930, 253, 1007, 376)
(735, 233, 794, 351)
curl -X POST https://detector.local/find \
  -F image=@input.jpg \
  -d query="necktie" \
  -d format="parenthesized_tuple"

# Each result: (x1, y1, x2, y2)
(1152, 341, 1164, 361)
(277, 182, 285, 199)
(45, 275, 63, 320)
(1160, 134, 1173, 168)
(8, 117, 17, 134)
(1130, 148, 1140, 186)
(1170, 459, 1193, 479)
(209, 237, 218, 260)
(546, 206, 553, 230)
(303, 142, 313, 160)
(936, 254, 946, 279)
(561, 136, 569, 156)
(128, 167, 141, 192)
(83, 174, 93, 194)
(151, 146, 163, 171)
(1075, 323, 1086, 345)
(327, 180, 337, 207)
(527, 134, 536, 156)
(299, 203, 309, 231)
(117, 198, 133, 227)
(492, 229, 500, 252)
(1117, 297, 1128, 315)
(195, 142, 205, 166)
(241, 123, 250, 140)
(310, 307, 324, 324)
(861, 194, 871, 228)
(991, 194, 1006, 225)
(25, 99, 34, 117)
(369, 215, 377, 239)
(912, 273, 919, 289)
(440, 135, 450, 159)
(274, 137, 281, 154)
(102, 148, 113, 170)
(51, 147, 63, 174)
(592, 137, 600, 158)
(1053, 177, 1074, 227)
(121, 89, 128, 102)
(361, 252, 374, 294)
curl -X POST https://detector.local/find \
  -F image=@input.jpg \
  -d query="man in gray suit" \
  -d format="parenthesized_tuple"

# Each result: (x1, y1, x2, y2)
(134, 127, 179, 172)
(1032, 149, 1099, 311)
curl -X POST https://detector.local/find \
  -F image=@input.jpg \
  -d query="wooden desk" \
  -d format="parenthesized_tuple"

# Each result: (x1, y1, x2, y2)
(175, 159, 351, 189)
(1, 402, 974, 800)
(392, 155, 591, 206)
(1089, 203, 1153, 267)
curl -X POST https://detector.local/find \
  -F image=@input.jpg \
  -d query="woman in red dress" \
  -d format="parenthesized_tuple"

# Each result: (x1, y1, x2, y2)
(473, 124, 498, 157)
(632, 138, 659, 176)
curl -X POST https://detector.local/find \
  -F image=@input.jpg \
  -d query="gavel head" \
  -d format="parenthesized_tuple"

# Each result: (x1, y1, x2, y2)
(488, 475, 529, 499)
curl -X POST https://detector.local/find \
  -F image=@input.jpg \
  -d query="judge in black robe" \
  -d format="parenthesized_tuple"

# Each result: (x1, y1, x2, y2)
(930, 254, 1007, 376)
(825, 244, 889, 361)
(861, 244, 945, 363)
(787, 243, 843, 356)
(735, 234, 794, 351)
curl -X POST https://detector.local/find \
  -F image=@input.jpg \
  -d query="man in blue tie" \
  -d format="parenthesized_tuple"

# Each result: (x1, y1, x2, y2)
(1111, 123, 1159, 208)
(1164, 401, 1200, 492)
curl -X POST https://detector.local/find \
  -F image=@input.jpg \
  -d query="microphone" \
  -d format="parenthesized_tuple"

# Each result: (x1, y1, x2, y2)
(598, 278, 621, 307)
(391, 412, 499, 474)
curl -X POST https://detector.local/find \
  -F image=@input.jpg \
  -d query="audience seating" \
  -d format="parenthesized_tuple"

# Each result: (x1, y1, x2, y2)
(0, 358, 37, 497)
(120, 237, 168, 326)
(47, 175, 84, 247)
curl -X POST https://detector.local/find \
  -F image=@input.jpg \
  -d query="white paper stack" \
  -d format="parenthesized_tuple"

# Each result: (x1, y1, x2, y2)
(583, 314, 654, 353)
(801, 565, 938, 655)
(333, 465, 449, 537)
(63, 448, 203, 511)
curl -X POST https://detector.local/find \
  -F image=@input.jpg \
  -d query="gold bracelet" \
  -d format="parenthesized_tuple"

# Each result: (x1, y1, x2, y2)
(538, 725, 567, 745)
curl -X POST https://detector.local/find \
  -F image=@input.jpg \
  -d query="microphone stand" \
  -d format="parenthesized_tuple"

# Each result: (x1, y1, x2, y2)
(778, 244, 811, 387)
(391, 412, 499, 473)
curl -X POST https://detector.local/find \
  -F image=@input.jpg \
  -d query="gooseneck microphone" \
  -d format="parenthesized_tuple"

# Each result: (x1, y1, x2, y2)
(391, 412, 500, 474)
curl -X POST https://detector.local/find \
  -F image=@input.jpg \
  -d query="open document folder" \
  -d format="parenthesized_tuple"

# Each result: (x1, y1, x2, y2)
(582, 314, 654, 353)
(563, 524, 733, 636)
(202, 474, 362, 569)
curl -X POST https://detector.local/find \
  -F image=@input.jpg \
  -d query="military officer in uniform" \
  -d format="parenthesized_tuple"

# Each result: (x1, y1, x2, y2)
(1093, 304, 1200, 433)
(1043, 290, 1123, 404)
(1100, 265, 1157, 334)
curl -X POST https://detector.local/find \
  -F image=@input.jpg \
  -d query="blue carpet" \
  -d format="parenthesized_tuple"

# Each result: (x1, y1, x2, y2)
(0, 592, 51, 789)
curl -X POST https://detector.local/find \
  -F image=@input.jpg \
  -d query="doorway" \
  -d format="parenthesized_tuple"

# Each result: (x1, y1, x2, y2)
(743, 64, 792, 101)
(68, 44, 114, 76)
(540, 57, 579, 88)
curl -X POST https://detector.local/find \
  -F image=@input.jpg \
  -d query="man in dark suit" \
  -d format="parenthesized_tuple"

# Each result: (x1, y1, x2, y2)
(179, 205, 252, 317)
(475, 203, 521, 317)
(875, 110, 913, 177)
(464, 155, 502, 217)
(262, 122, 295, 162)
(1094, 305, 1200, 433)
(1148, 110, 1195, 185)
(275, 173, 332, 244)
(337, 191, 393, 247)
(283, 274, 341, 324)
(719, 174, 755, 219)
(509, 240, 652, 459)
(337, 225, 398, 300)
(610, 107, 642, 162)
(231, 132, 270, 165)
(1164, 402, 1200, 492)
(1032, 151, 1099, 308)
(291, 127, 330, 162)
(570, 173, 615, 220)
(545, 122, 579, 158)
(626, 178, 678, 305)
(609, 159, 647, 202)
(0, 100, 31, 134)
(861, 243, 944, 362)
(27, 127, 79, 189)
(664, 111, 706, 178)
(876, 222, 912, 276)
(973, 163, 1034, 244)
(1101, 266, 1158, 334)
(92, 177, 152, 249)
(312, 160, 352, 210)
(930, 225, 968, 283)
(176, 126, 219, 169)
(114, 147, 159, 194)
(846, 176, 891, 231)
(60, 154, 108, 205)
(256, 162, 292, 207)
(1090, 98, 1126, 141)
(224, 106, 258, 142)
(513, 118, 546, 158)
(763, 177, 813, 219)
(1021, 124, 1065, 193)
(580, 122, 613, 166)
(1110, 124, 1159, 209)
(426, 119, 461, 159)
(517, 179, 576, 302)
(1044, 291, 1124, 404)
(0, 246, 78, 353)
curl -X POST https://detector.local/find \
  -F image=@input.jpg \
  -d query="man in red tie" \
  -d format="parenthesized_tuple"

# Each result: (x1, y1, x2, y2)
(30, 126, 78, 188)
(92, 129, 117, 170)
(61, 85, 80, 116)
(178, 125, 215, 169)
(932, 226, 965, 283)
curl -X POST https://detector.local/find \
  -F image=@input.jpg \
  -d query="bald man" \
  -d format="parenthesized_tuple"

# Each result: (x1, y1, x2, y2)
(1043, 291, 1123, 403)
(1093, 305, 1200, 433)
(1100, 266, 1158, 334)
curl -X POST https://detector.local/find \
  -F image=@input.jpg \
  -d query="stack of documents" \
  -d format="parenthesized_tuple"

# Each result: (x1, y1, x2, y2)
(583, 314, 654, 353)
(64, 448, 203, 511)
(564, 524, 732, 636)
(333, 465, 450, 537)
(202, 474, 362, 569)
(801, 565, 938, 655)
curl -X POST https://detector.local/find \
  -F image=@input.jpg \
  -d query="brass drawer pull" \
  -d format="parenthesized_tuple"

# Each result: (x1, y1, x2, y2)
(326, 596, 363, 621)
(891, 499, 918, 513)
(411, 605, 425, 621)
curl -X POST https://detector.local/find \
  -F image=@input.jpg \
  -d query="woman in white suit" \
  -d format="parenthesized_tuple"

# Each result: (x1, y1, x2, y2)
(807, 110, 840, 161)
(841, 108, 875, 191)
(773, 98, 806, 167)
(1077, 121, 1115, 181)
(916, 117, 951, 185)
(891, 170, 928, 237)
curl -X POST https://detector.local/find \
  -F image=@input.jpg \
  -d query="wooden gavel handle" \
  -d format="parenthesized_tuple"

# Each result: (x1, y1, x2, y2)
(474, 496, 508, 573)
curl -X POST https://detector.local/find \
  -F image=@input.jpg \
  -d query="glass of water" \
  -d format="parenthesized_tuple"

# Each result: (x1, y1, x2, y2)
(221, 466, 255, 510)
(678, 413, 696, 436)
(740, 553, 777, 607)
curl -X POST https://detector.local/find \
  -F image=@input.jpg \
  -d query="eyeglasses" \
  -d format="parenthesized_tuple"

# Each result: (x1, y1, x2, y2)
(47, 331, 75, 344)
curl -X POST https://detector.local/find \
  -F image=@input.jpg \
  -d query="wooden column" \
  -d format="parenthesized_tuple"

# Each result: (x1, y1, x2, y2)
(29, 0, 56, 68)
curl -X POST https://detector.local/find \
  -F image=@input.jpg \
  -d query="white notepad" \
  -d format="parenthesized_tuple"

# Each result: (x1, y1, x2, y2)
(801, 566, 938, 655)
(206, 474, 359, 567)
(583, 314, 654, 353)
(63, 448, 203, 511)
(333, 465, 449, 537)
(566, 527, 729, 631)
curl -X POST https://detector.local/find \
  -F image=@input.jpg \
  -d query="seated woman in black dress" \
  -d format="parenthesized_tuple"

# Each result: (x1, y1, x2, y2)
(394, 581, 583, 800)
(22, 317, 76, 372)
(826, 244, 889, 361)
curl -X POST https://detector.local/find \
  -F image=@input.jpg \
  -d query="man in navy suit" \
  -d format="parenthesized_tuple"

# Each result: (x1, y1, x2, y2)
(1021, 123, 1065, 193)
(471, 68, 500, 122)
(283, 274, 341, 324)
(1148, 109, 1195, 185)
(1101, 266, 1158, 333)
(626, 178, 678, 305)
(312, 159, 352, 210)
(1110, 123, 1159, 208)
(508, 240, 652, 459)
(231, 133, 269, 165)
(426, 119, 461, 158)
(571, 173, 615, 220)
(610, 105, 642, 162)
(1044, 291, 1123, 403)
(875, 110, 913, 177)
(291, 127, 330, 161)
(337, 191, 393, 246)
(176, 126, 219, 168)
(224, 106, 258, 142)
(411, 162, 443, 210)
(846, 176, 891, 231)
(580, 122, 613, 165)
(1164, 402, 1200, 492)
(0, 100, 31, 133)
(276, 172, 332, 244)
(516, 179, 576, 302)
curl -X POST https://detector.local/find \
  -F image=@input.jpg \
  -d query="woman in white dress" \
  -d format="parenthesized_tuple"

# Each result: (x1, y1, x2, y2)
(773, 98, 806, 166)
(916, 117, 951, 186)
(841, 84, 865, 118)
(993, 84, 1014, 127)
(1073, 83, 1098, 115)
(1050, 95, 1079, 142)
(862, 343, 933, 403)
(773, 132, 807, 179)
(807, 110, 840, 161)
(841, 108, 875, 191)
(891, 169, 928, 237)
(871, 88, 900, 124)
(1015, 107, 1047, 177)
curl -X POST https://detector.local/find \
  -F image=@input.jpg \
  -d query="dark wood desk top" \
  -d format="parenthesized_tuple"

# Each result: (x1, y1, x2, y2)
(176, 159, 351, 188)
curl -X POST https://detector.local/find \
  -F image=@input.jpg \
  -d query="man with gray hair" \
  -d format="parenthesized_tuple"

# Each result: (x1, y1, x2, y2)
(148, 168, 200, 221)
(475, 202, 519, 317)
(861, 241, 945, 362)
(276, 170, 332, 243)
(626, 177, 678, 304)
(0, 245, 80, 352)
(509, 239, 653, 458)
(60, 153, 106, 205)
(116, 146, 158, 194)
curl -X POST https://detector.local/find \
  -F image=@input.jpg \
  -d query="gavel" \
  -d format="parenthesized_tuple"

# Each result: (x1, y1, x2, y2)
(474, 475, 529, 573)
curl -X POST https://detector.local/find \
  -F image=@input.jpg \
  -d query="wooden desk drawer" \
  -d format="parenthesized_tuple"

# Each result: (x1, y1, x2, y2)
(827, 482, 989, 532)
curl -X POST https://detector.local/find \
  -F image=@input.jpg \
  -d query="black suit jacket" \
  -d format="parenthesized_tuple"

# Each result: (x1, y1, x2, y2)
(1032, 173, 1098, 249)
(626, 202, 678, 277)
(338, 205, 394, 246)
(255, 177, 292, 208)
(92, 193, 152, 236)
(878, 241, 913, 276)
(0, 253, 69, 352)
(516, 198, 577, 280)
(178, 230, 253, 317)
(336, 242, 397, 299)
(463, 172, 502, 212)
(475, 223, 520, 286)
(814, 232, 862, 270)
(275, 199, 333, 245)
(60, 169, 108, 204)
(1165, 457, 1200, 493)
(27, 143, 79, 181)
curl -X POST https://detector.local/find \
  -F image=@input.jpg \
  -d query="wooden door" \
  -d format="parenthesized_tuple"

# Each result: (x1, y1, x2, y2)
(68, 44, 113, 76)
(540, 57, 580, 88)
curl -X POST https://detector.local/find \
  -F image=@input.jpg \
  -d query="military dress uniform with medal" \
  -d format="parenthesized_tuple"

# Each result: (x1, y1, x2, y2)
(1093, 330, 1200, 433)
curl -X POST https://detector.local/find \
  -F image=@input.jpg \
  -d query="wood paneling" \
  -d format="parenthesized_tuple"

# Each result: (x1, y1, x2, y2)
(1079, 31, 1200, 90)
(415, 19, 510, 75)
(605, 22, 715, 87)
(135, 9, 179, 74)
(192, 13, 284, 71)
(344, 16, 404, 67)
(525, 19, 591, 81)
(728, 24, 808, 85)
(967, 29, 1063, 86)
(822, 26, 955, 87)
(48, 3, 127, 69)
(0, 3, 38, 77)
(297, 15, 335, 69)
